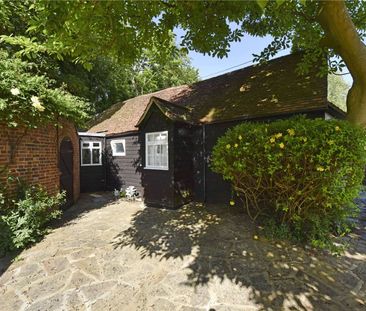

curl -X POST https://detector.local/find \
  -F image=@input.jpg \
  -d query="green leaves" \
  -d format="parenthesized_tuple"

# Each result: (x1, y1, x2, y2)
(276, 0, 286, 6)
(257, 0, 268, 10)
(211, 116, 366, 248)
(1, 185, 64, 251)
(0, 50, 89, 129)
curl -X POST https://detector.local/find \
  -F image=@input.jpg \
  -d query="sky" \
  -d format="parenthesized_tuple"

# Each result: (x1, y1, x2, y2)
(174, 29, 353, 85)
(185, 35, 289, 79)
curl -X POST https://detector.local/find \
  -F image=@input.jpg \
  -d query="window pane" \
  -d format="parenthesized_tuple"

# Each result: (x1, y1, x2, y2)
(115, 142, 124, 153)
(82, 143, 89, 148)
(92, 149, 100, 164)
(158, 133, 167, 142)
(161, 145, 167, 167)
(82, 149, 91, 164)
(147, 145, 153, 166)
(147, 145, 154, 155)
(93, 142, 100, 147)
(146, 132, 168, 169)
(147, 154, 153, 166)
(162, 154, 168, 167)
(147, 134, 156, 142)
(155, 145, 161, 166)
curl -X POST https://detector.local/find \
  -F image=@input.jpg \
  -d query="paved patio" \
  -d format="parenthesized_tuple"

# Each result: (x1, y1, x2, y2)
(1, 193, 366, 311)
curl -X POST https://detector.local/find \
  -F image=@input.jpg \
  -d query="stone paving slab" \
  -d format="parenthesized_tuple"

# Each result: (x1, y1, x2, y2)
(0, 193, 366, 310)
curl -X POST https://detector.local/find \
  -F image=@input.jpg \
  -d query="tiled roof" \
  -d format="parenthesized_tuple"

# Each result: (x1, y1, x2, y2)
(89, 53, 328, 135)
(88, 85, 190, 135)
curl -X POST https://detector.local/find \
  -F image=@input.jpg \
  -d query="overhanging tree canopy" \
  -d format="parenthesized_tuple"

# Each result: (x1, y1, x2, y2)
(0, 0, 198, 115)
(3, 0, 366, 125)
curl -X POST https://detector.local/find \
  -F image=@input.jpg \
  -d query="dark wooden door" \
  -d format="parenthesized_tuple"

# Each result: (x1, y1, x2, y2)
(59, 138, 73, 209)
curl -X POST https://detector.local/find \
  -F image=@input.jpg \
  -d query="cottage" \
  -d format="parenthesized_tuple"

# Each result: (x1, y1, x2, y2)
(80, 53, 345, 208)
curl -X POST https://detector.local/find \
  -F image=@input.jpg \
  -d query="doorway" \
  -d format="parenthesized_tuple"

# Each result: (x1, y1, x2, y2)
(59, 137, 74, 209)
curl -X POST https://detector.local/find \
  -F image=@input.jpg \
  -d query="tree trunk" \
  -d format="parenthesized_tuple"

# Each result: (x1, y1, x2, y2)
(317, 1, 366, 126)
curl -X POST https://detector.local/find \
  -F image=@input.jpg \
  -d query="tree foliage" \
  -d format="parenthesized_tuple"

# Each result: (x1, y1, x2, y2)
(13, 1, 364, 71)
(0, 50, 89, 128)
(0, 0, 198, 114)
(125, 48, 198, 98)
(9, 0, 366, 124)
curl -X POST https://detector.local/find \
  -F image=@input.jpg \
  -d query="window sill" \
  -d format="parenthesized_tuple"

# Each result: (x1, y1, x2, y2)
(144, 166, 169, 171)
(112, 153, 126, 157)
(81, 163, 103, 167)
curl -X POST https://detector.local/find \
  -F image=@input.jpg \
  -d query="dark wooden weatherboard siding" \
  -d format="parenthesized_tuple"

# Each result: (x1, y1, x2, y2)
(105, 134, 143, 195)
(139, 106, 175, 208)
(79, 135, 106, 192)
(191, 126, 205, 202)
(173, 123, 195, 207)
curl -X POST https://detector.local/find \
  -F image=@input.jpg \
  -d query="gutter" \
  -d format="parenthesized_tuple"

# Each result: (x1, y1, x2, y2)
(78, 131, 106, 137)
(203, 124, 206, 203)
(103, 135, 107, 190)
(104, 130, 140, 138)
(326, 101, 347, 119)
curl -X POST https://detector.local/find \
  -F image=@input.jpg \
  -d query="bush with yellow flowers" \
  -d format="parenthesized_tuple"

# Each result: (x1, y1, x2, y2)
(211, 116, 366, 248)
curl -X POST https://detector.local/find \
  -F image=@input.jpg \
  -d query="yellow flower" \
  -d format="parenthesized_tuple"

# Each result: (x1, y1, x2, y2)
(279, 143, 285, 149)
(234, 143, 238, 148)
(287, 129, 295, 136)
(270, 137, 276, 143)
(238, 135, 242, 140)
(335, 126, 341, 131)
(253, 235, 259, 240)
(275, 133, 283, 138)
(226, 144, 231, 149)
(316, 166, 325, 172)
(229, 200, 235, 206)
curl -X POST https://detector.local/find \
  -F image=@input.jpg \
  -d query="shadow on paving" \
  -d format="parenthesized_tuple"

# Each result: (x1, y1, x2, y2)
(52, 192, 114, 228)
(113, 202, 366, 310)
(0, 192, 114, 278)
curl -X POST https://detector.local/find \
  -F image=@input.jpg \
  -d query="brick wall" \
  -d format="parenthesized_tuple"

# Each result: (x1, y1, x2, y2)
(0, 119, 80, 203)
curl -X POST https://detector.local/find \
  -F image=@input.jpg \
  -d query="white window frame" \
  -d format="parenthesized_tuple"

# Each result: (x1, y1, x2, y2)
(145, 131, 169, 170)
(81, 141, 102, 166)
(111, 139, 126, 156)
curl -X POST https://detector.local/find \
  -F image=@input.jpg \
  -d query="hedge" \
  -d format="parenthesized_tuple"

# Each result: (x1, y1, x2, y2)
(211, 116, 366, 247)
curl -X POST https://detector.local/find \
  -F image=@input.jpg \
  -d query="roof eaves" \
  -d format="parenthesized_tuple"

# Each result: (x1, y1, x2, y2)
(135, 99, 156, 127)
(199, 105, 330, 125)
(326, 101, 347, 119)
(105, 130, 139, 137)
(136, 96, 193, 127)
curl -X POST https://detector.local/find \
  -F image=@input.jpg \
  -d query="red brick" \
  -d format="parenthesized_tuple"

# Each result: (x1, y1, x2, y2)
(0, 120, 80, 202)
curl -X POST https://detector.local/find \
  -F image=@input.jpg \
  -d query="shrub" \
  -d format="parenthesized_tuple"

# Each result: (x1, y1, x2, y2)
(0, 49, 89, 129)
(211, 116, 366, 247)
(0, 185, 64, 251)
